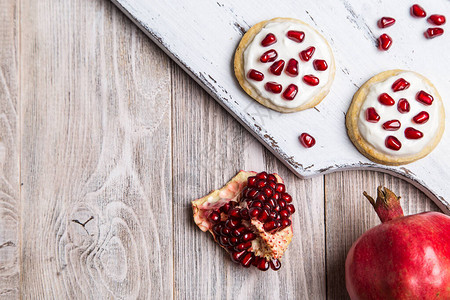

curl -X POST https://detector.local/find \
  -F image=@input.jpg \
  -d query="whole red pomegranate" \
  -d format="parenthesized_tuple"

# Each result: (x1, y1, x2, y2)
(346, 187, 450, 300)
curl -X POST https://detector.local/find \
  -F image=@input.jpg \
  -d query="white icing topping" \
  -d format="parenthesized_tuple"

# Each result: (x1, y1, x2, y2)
(358, 72, 441, 156)
(243, 20, 332, 108)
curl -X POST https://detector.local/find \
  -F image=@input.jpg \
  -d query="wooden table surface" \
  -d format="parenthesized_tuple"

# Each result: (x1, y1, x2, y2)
(0, 0, 441, 299)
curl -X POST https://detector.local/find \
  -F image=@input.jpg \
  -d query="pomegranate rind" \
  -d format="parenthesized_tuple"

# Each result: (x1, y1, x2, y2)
(251, 219, 293, 259)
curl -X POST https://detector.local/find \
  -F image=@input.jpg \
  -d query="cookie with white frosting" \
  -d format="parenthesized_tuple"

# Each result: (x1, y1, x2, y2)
(346, 70, 445, 165)
(234, 18, 336, 113)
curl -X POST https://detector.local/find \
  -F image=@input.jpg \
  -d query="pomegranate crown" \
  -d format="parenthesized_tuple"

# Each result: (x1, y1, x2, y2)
(363, 186, 405, 223)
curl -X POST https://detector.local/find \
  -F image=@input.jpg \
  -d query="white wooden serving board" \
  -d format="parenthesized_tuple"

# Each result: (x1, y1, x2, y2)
(111, 0, 450, 213)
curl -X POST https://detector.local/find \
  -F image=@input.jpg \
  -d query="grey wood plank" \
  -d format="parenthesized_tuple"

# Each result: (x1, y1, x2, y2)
(19, 0, 172, 298)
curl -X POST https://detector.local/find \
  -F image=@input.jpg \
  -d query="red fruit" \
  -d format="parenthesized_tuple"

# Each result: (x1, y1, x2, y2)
(377, 17, 396, 28)
(382, 120, 401, 131)
(424, 27, 444, 39)
(385, 136, 401, 151)
(416, 90, 433, 105)
(378, 93, 395, 106)
(247, 69, 264, 81)
(397, 98, 410, 113)
(391, 78, 410, 92)
(346, 187, 450, 300)
(299, 46, 315, 61)
(261, 33, 277, 47)
(410, 4, 426, 18)
(377, 34, 392, 51)
(283, 84, 298, 100)
(428, 14, 446, 26)
(365, 107, 380, 123)
(303, 75, 320, 86)
(260, 49, 278, 63)
(269, 60, 285, 76)
(299, 132, 316, 148)
(264, 82, 282, 94)
(285, 59, 299, 77)
(313, 59, 328, 71)
(287, 30, 305, 42)
(412, 111, 429, 124)
(404, 127, 423, 139)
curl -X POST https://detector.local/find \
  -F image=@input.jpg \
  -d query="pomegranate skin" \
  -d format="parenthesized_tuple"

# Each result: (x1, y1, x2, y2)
(346, 211, 450, 300)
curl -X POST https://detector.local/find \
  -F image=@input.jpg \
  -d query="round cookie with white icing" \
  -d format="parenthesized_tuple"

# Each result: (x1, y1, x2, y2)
(346, 70, 445, 166)
(234, 18, 336, 113)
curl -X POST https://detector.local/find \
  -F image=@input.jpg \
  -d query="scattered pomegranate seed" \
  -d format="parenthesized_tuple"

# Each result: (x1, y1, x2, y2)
(283, 84, 298, 100)
(392, 78, 410, 92)
(261, 33, 277, 47)
(299, 133, 316, 148)
(247, 69, 264, 81)
(285, 59, 299, 77)
(377, 34, 392, 51)
(411, 4, 427, 18)
(428, 14, 446, 26)
(397, 99, 410, 113)
(385, 136, 402, 151)
(303, 75, 320, 86)
(405, 127, 424, 139)
(377, 17, 396, 28)
(416, 90, 434, 105)
(269, 60, 285, 76)
(378, 93, 395, 106)
(424, 27, 444, 39)
(265, 82, 282, 94)
(260, 49, 278, 63)
(299, 46, 315, 61)
(412, 111, 429, 124)
(365, 107, 380, 123)
(382, 120, 401, 131)
(313, 59, 328, 71)
(287, 30, 305, 42)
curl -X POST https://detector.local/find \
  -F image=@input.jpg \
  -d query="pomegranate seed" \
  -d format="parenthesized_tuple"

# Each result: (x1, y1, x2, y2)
(299, 133, 315, 148)
(300, 46, 315, 61)
(257, 209, 270, 222)
(392, 78, 410, 92)
(241, 232, 256, 242)
(252, 256, 260, 267)
(249, 207, 261, 218)
(281, 219, 292, 228)
(303, 75, 320, 86)
(257, 257, 270, 271)
(285, 59, 299, 77)
(221, 227, 231, 236)
(231, 226, 246, 237)
(265, 82, 282, 94)
(256, 194, 266, 202)
(262, 204, 271, 211)
(225, 219, 239, 229)
(287, 30, 305, 42)
(219, 236, 230, 246)
(272, 193, 280, 200)
(269, 60, 285, 75)
(273, 204, 281, 212)
(365, 107, 380, 123)
(264, 220, 277, 231)
(261, 33, 277, 47)
(235, 241, 252, 251)
(229, 208, 241, 219)
(250, 200, 262, 208)
(377, 17, 396, 28)
(280, 209, 290, 219)
(269, 211, 278, 220)
(416, 91, 434, 105)
(256, 172, 268, 180)
(240, 208, 250, 220)
(377, 34, 392, 51)
(270, 259, 282, 271)
(283, 84, 298, 100)
(411, 4, 426, 18)
(382, 120, 401, 131)
(405, 127, 424, 139)
(247, 69, 264, 81)
(231, 250, 247, 263)
(229, 237, 239, 246)
(385, 136, 402, 151)
(262, 187, 273, 198)
(428, 14, 446, 26)
(267, 174, 277, 182)
(275, 183, 285, 193)
(247, 177, 257, 187)
(220, 202, 234, 214)
(278, 199, 287, 208)
(397, 98, 410, 113)
(241, 252, 255, 268)
(282, 193, 292, 203)
(424, 28, 444, 39)
(247, 189, 258, 199)
(313, 59, 328, 71)
(209, 211, 221, 223)
(378, 93, 395, 106)
(256, 180, 267, 189)
(212, 224, 223, 235)
(413, 111, 429, 124)
(260, 49, 278, 63)
(287, 204, 295, 214)
(267, 198, 277, 208)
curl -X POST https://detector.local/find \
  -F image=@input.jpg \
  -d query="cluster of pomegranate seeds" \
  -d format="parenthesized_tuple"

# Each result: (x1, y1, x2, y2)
(299, 133, 316, 148)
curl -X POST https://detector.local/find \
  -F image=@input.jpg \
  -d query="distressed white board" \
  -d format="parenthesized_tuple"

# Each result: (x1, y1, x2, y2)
(111, 0, 450, 213)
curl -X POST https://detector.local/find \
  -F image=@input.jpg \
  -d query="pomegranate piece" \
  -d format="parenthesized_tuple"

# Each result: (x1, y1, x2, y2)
(265, 82, 282, 94)
(428, 14, 446, 26)
(382, 120, 401, 131)
(397, 98, 410, 113)
(377, 17, 396, 28)
(424, 27, 444, 39)
(285, 59, 299, 77)
(377, 34, 392, 51)
(299, 133, 316, 148)
(405, 127, 424, 139)
(416, 90, 433, 105)
(378, 93, 395, 106)
(260, 49, 278, 63)
(365, 107, 380, 123)
(313, 59, 328, 71)
(412, 111, 429, 124)
(303, 75, 319, 86)
(283, 84, 298, 100)
(299, 46, 315, 61)
(410, 4, 426, 18)
(391, 78, 410, 92)
(247, 69, 264, 81)
(269, 60, 285, 76)
(385, 136, 402, 151)
(261, 33, 277, 47)
(286, 30, 305, 43)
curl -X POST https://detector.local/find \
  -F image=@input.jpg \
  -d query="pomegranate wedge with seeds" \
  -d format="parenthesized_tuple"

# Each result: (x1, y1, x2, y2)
(192, 171, 295, 271)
